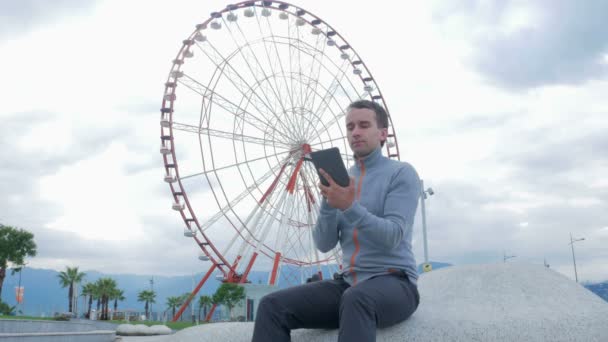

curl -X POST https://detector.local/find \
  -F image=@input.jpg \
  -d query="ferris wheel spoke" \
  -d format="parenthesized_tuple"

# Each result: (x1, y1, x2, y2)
(248, 10, 302, 136)
(259, 21, 300, 129)
(300, 28, 327, 113)
(302, 82, 347, 144)
(199, 157, 289, 232)
(196, 42, 300, 142)
(285, 20, 300, 112)
(301, 163, 323, 199)
(172, 121, 291, 150)
(302, 40, 370, 139)
(178, 77, 286, 144)
(232, 168, 290, 278)
(178, 150, 290, 181)
(290, 32, 318, 135)
(223, 18, 293, 121)
(220, 17, 302, 139)
(294, 200, 316, 267)
(305, 197, 319, 266)
(310, 117, 346, 146)
(221, 191, 276, 275)
(248, 184, 293, 284)
(292, 204, 309, 263)
(178, 74, 293, 144)
(308, 135, 347, 150)
(251, 16, 293, 112)
(294, 22, 307, 111)
(248, 14, 292, 111)
(305, 105, 347, 145)
(232, 197, 272, 258)
(303, 60, 353, 140)
(300, 46, 348, 123)
(196, 40, 276, 115)
(282, 20, 314, 137)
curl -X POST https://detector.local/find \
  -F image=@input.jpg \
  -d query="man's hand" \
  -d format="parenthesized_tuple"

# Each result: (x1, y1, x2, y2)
(318, 168, 355, 211)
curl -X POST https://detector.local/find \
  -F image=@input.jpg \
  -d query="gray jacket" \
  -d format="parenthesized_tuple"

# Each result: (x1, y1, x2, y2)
(313, 147, 420, 285)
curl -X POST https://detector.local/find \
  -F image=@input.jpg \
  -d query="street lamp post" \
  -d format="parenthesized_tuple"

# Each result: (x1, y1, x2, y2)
(149, 277, 154, 320)
(191, 273, 196, 324)
(15, 263, 27, 315)
(569, 233, 585, 283)
(420, 179, 434, 271)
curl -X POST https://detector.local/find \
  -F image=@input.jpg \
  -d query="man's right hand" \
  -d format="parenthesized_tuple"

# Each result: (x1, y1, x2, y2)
(318, 168, 355, 211)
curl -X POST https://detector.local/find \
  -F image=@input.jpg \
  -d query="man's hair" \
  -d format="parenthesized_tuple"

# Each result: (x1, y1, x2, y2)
(347, 100, 389, 146)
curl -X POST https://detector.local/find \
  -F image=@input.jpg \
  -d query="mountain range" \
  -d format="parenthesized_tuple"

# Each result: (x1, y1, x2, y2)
(583, 281, 608, 302)
(1, 267, 271, 318)
(1, 262, 606, 318)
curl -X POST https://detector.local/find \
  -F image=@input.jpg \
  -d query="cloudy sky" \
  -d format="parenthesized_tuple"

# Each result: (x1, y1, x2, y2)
(1, 0, 607, 283)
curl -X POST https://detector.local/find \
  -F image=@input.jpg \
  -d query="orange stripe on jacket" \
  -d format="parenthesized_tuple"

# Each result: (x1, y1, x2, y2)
(349, 161, 366, 285)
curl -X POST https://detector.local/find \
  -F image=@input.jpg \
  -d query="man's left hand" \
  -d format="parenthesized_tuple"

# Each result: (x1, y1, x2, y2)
(318, 168, 355, 211)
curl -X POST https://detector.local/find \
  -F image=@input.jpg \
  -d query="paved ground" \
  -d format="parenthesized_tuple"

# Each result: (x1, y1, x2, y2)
(115, 336, 167, 342)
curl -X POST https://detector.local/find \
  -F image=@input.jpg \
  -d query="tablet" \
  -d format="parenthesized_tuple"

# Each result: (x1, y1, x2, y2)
(309, 147, 350, 187)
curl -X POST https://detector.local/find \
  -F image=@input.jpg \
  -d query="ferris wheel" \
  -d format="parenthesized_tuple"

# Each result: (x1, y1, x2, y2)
(159, 0, 401, 321)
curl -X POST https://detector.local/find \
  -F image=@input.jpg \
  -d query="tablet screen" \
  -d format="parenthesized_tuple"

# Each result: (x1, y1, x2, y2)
(309, 147, 350, 187)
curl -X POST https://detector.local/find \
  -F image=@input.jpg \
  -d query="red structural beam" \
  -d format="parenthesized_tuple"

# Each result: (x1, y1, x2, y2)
(172, 264, 217, 322)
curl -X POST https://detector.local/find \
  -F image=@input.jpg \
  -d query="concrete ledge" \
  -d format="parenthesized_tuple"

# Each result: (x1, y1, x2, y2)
(0, 330, 115, 342)
(71, 319, 120, 331)
(0, 319, 98, 333)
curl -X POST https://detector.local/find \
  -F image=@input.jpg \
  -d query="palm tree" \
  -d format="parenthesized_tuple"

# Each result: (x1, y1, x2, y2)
(112, 289, 125, 318)
(137, 290, 156, 320)
(198, 295, 212, 322)
(57, 266, 86, 314)
(81, 283, 96, 319)
(94, 281, 102, 314)
(96, 277, 118, 320)
(166, 296, 184, 319)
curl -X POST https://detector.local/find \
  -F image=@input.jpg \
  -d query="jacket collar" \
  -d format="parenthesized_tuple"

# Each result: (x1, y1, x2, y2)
(354, 146, 383, 169)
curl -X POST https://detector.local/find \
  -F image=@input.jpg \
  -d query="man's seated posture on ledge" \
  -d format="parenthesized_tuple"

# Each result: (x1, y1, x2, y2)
(252, 100, 421, 342)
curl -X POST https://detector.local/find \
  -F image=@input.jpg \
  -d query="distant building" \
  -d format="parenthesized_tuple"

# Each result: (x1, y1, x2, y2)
(215, 283, 279, 321)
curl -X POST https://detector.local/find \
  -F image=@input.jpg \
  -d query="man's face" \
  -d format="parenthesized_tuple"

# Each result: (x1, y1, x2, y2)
(346, 108, 388, 158)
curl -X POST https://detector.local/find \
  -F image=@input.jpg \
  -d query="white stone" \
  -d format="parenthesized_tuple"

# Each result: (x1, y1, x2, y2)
(116, 323, 171, 336)
(149, 325, 172, 335)
(116, 324, 137, 336)
(134, 324, 149, 335)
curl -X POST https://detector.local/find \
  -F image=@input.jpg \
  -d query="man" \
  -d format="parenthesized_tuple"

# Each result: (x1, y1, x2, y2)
(252, 100, 420, 342)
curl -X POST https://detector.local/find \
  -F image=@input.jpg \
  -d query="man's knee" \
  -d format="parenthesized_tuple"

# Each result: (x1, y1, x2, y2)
(257, 293, 279, 316)
(340, 286, 374, 312)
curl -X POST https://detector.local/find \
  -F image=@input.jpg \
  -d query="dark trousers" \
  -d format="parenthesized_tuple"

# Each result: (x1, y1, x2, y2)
(251, 273, 419, 342)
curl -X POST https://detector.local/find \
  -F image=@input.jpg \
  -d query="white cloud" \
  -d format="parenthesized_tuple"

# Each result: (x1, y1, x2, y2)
(39, 142, 145, 240)
(1, 0, 607, 285)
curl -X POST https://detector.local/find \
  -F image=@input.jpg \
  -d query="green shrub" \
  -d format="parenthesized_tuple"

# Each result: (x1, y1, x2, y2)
(0, 301, 16, 315)
(53, 313, 73, 321)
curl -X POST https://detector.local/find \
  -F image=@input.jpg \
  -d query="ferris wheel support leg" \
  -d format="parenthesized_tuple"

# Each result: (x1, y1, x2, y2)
(227, 255, 242, 282)
(205, 303, 218, 322)
(240, 252, 259, 283)
(172, 264, 217, 322)
(268, 252, 282, 285)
